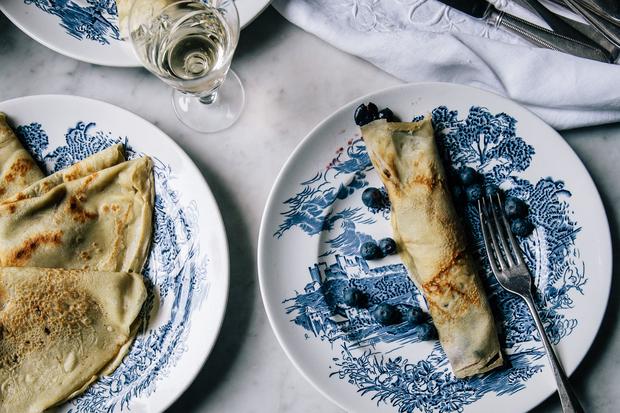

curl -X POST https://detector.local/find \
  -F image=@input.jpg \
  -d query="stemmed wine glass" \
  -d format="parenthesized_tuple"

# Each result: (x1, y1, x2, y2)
(127, 0, 244, 133)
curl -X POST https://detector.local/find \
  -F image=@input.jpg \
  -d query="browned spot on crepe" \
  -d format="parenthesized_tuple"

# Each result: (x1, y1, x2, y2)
(67, 195, 98, 223)
(3, 231, 64, 266)
(77, 172, 98, 193)
(422, 250, 481, 321)
(3, 158, 34, 183)
(63, 165, 83, 182)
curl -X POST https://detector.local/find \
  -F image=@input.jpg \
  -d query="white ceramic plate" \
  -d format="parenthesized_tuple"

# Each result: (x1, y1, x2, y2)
(0, 95, 229, 413)
(0, 0, 271, 67)
(258, 82, 612, 413)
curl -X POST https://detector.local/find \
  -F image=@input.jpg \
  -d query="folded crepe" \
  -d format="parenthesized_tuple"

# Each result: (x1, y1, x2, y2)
(361, 118, 503, 378)
(2, 144, 126, 203)
(0, 267, 146, 413)
(0, 113, 45, 201)
(0, 157, 154, 273)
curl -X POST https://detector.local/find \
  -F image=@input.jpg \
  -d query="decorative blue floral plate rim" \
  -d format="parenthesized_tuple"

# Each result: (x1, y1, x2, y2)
(0, 95, 230, 413)
(0, 0, 272, 67)
(258, 82, 612, 413)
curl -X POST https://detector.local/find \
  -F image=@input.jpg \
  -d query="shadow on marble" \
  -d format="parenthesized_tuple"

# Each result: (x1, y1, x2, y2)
(235, 7, 289, 62)
(0, 15, 17, 57)
(164, 148, 256, 412)
(164, 8, 288, 412)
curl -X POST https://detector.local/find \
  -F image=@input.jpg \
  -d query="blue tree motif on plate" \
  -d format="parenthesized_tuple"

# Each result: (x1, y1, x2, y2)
(24, 0, 119, 44)
(275, 106, 585, 412)
(15, 121, 209, 412)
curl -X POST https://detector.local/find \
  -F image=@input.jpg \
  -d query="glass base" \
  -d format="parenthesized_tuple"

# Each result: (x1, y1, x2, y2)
(172, 70, 245, 133)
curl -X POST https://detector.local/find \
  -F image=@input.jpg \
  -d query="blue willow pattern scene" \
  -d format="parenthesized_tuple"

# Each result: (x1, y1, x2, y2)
(24, 0, 120, 43)
(15, 120, 209, 412)
(275, 106, 585, 412)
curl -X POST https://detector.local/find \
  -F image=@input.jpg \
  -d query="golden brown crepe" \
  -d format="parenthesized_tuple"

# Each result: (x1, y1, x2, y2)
(0, 113, 45, 201)
(0, 157, 154, 273)
(1, 144, 126, 204)
(362, 118, 503, 378)
(0, 267, 146, 413)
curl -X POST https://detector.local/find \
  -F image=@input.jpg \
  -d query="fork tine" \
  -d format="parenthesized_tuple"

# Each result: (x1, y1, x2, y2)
(496, 194, 526, 265)
(488, 195, 516, 267)
(480, 197, 508, 271)
(478, 200, 501, 276)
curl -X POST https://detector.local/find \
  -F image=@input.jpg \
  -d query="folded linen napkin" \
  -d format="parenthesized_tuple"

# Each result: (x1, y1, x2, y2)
(273, 0, 620, 129)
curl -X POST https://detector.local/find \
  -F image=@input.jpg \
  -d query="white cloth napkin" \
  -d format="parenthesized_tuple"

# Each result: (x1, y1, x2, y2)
(272, 0, 620, 129)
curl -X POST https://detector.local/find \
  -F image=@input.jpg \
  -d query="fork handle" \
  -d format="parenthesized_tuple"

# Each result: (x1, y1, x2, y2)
(522, 293, 586, 413)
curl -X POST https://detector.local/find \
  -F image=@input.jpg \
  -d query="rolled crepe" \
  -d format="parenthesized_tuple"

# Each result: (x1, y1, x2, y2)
(0, 157, 154, 273)
(0, 113, 45, 200)
(362, 118, 503, 378)
(0, 267, 146, 413)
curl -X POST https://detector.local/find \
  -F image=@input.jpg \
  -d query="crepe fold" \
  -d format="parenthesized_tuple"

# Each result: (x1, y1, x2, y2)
(362, 118, 503, 378)
(0, 113, 45, 201)
(1, 143, 126, 203)
(0, 267, 146, 413)
(0, 156, 154, 273)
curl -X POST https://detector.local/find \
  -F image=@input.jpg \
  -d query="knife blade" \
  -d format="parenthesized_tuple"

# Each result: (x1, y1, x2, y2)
(563, 0, 620, 47)
(436, 0, 611, 62)
(518, 0, 619, 61)
(548, 0, 620, 25)
(520, 0, 601, 46)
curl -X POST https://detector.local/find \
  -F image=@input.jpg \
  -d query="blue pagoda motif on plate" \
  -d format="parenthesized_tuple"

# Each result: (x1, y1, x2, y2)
(286, 254, 421, 347)
(276, 106, 586, 412)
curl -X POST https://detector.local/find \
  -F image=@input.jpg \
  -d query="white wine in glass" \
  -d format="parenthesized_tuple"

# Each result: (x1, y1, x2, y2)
(129, 0, 244, 133)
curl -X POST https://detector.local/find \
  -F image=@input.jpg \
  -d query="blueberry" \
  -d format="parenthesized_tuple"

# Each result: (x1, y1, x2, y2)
(372, 303, 401, 325)
(485, 184, 500, 198)
(367, 102, 379, 118)
(342, 287, 368, 308)
(379, 238, 397, 256)
(360, 241, 383, 260)
(354, 102, 379, 126)
(459, 167, 480, 186)
(511, 218, 534, 237)
(362, 187, 385, 209)
(451, 185, 464, 204)
(417, 323, 438, 341)
(336, 185, 349, 200)
(465, 183, 483, 203)
(378, 108, 400, 122)
(504, 197, 528, 219)
(403, 306, 426, 324)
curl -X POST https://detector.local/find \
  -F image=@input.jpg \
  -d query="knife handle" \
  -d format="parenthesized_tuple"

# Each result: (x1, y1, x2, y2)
(488, 8, 611, 62)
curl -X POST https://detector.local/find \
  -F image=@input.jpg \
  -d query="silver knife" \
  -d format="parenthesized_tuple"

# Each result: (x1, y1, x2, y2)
(518, 0, 618, 61)
(436, 0, 611, 63)
(548, 0, 620, 25)
(563, 0, 620, 47)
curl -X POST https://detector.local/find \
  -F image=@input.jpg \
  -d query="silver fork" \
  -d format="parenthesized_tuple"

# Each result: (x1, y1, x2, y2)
(478, 195, 585, 413)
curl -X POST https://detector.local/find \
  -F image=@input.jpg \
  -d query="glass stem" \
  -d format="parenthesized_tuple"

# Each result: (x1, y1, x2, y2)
(199, 91, 218, 105)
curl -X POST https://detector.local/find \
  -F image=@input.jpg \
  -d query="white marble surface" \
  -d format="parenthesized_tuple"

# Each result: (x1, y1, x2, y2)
(1, 7, 619, 413)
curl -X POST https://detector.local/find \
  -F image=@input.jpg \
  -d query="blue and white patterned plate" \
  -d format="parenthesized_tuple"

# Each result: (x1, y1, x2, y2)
(0, 0, 271, 66)
(0, 95, 229, 413)
(258, 83, 612, 413)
